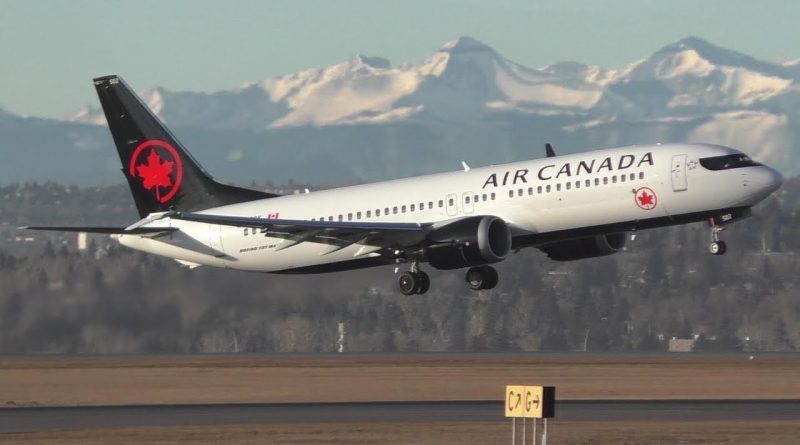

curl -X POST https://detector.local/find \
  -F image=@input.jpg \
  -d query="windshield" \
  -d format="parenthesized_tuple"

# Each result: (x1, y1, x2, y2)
(699, 154, 761, 171)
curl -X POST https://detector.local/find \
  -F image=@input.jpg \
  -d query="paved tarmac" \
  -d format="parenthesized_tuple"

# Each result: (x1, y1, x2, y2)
(1, 400, 799, 433)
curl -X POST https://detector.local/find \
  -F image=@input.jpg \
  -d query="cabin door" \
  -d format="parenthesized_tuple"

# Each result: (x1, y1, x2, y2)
(671, 154, 688, 192)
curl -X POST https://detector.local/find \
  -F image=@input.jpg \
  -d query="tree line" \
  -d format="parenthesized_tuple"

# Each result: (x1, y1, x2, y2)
(0, 179, 797, 353)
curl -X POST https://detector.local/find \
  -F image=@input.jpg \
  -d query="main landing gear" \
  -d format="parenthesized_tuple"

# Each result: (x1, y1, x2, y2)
(465, 265, 499, 291)
(397, 263, 500, 295)
(708, 220, 727, 256)
(398, 262, 430, 295)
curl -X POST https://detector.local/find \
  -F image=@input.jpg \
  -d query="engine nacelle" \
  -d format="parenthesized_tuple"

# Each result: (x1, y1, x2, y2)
(539, 233, 626, 262)
(425, 216, 512, 270)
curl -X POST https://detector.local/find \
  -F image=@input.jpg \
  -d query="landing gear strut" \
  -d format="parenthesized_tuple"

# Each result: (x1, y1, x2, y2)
(708, 220, 727, 256)
(465, 265, 499, 291)
(397, 262, 430, 295)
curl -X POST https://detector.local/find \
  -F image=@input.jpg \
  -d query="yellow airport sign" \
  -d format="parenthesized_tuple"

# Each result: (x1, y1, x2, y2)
(505, 385, 556, 419)
(504, 385, 526, 417)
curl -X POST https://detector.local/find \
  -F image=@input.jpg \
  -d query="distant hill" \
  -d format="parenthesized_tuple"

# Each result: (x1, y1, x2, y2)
(1, 36, 799, 186)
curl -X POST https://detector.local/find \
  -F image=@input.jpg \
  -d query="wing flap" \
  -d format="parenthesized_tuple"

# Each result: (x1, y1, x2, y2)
(173, 211, 427, 250)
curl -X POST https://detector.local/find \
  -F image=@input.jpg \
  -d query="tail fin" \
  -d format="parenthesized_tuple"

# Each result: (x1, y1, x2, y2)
(93, 75, 277, 218)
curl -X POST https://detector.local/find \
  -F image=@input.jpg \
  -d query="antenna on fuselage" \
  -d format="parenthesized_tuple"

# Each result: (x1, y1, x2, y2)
(545, 143, 556, 158)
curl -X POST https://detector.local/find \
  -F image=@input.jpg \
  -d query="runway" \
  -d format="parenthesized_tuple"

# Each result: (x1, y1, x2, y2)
(2, 400, 799, 433)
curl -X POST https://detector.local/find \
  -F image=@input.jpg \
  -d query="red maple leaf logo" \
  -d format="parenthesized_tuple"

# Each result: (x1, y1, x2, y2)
(136, 149, 174, 202)
(638, 191, 654, 206)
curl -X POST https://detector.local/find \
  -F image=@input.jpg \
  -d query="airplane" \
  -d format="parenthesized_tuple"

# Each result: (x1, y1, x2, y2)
(23, 75, 784, 295)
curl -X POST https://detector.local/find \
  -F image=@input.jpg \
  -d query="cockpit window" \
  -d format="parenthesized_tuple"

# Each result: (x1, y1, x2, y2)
(699, 154, 760, 171)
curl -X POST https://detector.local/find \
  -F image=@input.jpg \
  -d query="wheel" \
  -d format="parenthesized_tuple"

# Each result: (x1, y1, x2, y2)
(466, 267, 484, 290)
(398, 272, 418, 295)
(709, 241, 727, 256)
(482, 266, 499, 290)
(416, 271, 430, 294)
(465, 265, 499, 291)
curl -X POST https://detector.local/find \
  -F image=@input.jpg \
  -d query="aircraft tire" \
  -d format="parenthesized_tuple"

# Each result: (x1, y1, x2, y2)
(415, 271, 430, 295)
(398, 272, 418, 295)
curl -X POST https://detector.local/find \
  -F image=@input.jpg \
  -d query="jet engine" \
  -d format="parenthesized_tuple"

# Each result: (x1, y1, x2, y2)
(425, 215, 512, 270)
(539, 233, 626, 261)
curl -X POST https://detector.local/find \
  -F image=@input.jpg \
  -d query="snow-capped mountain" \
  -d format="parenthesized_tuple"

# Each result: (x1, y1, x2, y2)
(2, 36, 798, 186)
(609, 37, 796, 113)
(71, 36, 625, 129)
(70, 36, 799, 130)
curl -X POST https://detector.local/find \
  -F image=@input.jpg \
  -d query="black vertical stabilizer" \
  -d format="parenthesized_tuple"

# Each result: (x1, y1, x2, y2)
(93, 75, 278, 218)
(545, 143, 556, 158)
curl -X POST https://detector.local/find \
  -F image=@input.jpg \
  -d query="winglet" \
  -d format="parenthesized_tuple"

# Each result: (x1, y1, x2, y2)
(545, 143, 556, 158)
(461, 161, 471, 172)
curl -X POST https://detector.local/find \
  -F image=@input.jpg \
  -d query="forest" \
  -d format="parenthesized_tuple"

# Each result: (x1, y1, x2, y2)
(0, 178, 797, 353)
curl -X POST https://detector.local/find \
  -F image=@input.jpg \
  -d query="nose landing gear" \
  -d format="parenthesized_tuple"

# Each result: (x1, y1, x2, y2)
(709, 219, 727, 256)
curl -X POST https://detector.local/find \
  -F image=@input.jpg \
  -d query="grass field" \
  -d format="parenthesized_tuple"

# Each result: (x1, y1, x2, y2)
(3, 421, 800, 445)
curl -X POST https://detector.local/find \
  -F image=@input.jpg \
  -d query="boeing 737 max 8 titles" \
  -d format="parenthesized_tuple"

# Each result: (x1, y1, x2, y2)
(24, 76, 784, 295)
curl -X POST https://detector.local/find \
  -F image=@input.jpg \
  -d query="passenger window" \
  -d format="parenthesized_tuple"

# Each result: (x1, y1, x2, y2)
(508, 190, 514, 198)
(528, 187, 533, 195)
(428, 201, 434, 209)
(243, 228, 248, 236)
(518, 189, 523, 197)
(575, 181, 580, 189)
(401, 205, 406, 213)
(419, 202, 424, 210)
(612, 176, 617, 183)
(376, 209, 380, 217)
(438, 200, 444, 208)
(546, 184, 551, 193)
(630, 173, 635, 181)
(338, 215, 343, 221)
(465, 196, 471, 204)
(366, 210, 371, 218)
(603, 177, 608, 185)
(556, 183, 561, 191)
(348, 213, 353, 220)
(537, 186, 542, 194)
(473, 195, 479, 203)
(328, 216, 333, 221)
(393, 207, 398, 214)
(639, 172, 644, 179)
(482, 194, 487, 201)
(594, 178, 600, 186)
(385, 208, 390, 215)
(490, 193, 496, 200)
(410, 204, 415, 211)
(585, 179, 591, 187)
(356, 211, 362, 219)
(448, 198, 454, 206)
(621, 175, 626, 182)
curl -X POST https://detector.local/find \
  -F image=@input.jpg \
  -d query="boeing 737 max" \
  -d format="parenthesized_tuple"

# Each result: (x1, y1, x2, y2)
(23, 76, 784, 295)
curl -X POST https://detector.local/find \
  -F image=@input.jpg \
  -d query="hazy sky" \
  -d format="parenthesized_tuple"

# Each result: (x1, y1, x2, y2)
(1, 0, 798, 119)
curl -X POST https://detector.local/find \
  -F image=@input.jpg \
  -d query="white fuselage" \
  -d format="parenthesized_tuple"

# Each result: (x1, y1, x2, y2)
(116, 143, 782, 272)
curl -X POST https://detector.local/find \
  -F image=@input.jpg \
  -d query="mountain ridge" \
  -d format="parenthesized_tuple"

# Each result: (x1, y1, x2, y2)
(1, 36, 798, 185)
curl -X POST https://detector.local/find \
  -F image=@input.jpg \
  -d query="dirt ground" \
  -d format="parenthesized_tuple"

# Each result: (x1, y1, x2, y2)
(2, 420, 799, 445)
(1, 353, 798, 407)
(1, 354, 799, 444)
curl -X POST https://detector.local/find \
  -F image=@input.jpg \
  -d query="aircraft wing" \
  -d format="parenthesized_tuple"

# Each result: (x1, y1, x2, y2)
(20, 226, 176, 235)
(172, 211, 428, 253)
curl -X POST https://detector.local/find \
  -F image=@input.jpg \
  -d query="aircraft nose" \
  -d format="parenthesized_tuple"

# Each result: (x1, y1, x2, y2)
(763, 165, 783, 193)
